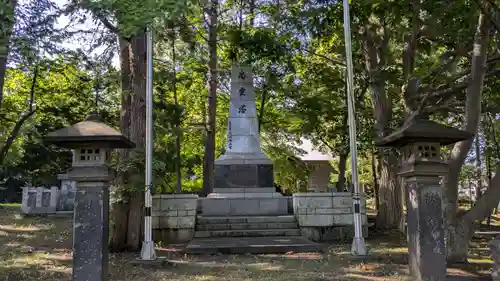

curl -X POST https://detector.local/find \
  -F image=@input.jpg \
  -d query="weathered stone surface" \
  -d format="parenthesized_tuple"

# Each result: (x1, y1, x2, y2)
(200, 197, 288, 216)
(185, 236, 324, 254)
(151, 194, 198, 245)
(300, 226, 369, 242)
(222, 65, 264, 156)
(72, 182, 109, 281)
(153, 229, 194, 244)
(21, 186, 58, 214)
(490, 235, 500, 281)
(292, 192, 367, 227)
(406, 179, 446, 281)
(57, 176, 76, 212)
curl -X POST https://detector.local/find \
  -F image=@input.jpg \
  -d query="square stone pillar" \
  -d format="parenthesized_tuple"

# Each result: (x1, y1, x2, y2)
(201, 65, 288, 216)
(377, 116, 472, 281)
(44, 113, 134, 281)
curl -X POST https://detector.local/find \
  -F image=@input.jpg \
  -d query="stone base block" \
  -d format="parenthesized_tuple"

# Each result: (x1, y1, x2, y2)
(200, 197, 288, 216)
(215, 163, 273, 190)
(300, 226, 368, 242)
(153, 229, 194, 244)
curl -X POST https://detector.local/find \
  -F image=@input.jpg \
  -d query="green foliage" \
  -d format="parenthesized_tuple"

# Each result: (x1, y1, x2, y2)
(0, 57, 103, 186)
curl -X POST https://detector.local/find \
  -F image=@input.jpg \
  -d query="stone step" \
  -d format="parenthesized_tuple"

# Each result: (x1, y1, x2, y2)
(185, 236, 325, 254)
(194, 228, 301, 238)
(196, 222, 298, 231)
(197, 215, 296, 225)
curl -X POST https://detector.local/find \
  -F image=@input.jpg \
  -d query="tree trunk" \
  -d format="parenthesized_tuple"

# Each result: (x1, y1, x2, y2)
(444, 12, 489, 263)
(126, 33, 147, 251)
(375, 149, 403, 229)
(0, 0, 17, 108)
(475, 129, 482, 201)
(201, 0, 218, 197)
(337, 151, 347, 192)
(110, 38, 133, 252)
(361, 14, 402, 229)
(172, 34, 182, 193)
(371, 152, 380, 211)
(110, 33, 147, 252)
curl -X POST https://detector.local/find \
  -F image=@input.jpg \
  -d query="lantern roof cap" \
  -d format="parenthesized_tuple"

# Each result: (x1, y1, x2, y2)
(376, 116, 473, 147)
(43, 113, 135, 149)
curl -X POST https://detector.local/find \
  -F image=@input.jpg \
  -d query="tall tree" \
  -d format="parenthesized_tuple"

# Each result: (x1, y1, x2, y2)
(0, 0, 17, 107)
(201, 0, 219, 197)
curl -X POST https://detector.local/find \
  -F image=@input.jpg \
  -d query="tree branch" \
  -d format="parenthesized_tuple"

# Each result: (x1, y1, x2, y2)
(0, 66, 39, 166)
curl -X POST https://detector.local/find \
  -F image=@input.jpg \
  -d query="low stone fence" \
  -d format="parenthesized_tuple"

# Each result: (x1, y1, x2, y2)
(21, 174, 77, 215)
(152, 194, 198, 244)
(21, 186, 59, 214)
(292, 192, 368, 241)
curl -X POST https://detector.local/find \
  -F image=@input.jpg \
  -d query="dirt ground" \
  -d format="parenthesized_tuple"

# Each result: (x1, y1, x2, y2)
(0, 204, 493, 281)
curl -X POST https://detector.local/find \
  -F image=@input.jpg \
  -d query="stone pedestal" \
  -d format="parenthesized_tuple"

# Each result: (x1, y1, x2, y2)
(202, 65, 286, 215)
(405, 176, 446, 280)
(68, 166, 111, 281)
(377, 117, 473, 281)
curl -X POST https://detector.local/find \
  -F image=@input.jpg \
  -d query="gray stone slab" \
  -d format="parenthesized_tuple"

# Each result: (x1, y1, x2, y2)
(57, 188, 76, 211)
(27, 192, 36, 208)
(196, 215, 296, 225)
(185, 236, 324, 254)
(406, 180, 446, 281)
(196, 222, 299, 231)
(200, 197, 288, 216)
(194, 228, 301, 238)
(41, 192, 51, 207)
(72, 184, 109, 281)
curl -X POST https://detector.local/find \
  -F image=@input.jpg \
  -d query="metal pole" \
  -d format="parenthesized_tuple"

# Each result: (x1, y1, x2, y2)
(343, 0, 367, 256)
(139, 27, 156, 261)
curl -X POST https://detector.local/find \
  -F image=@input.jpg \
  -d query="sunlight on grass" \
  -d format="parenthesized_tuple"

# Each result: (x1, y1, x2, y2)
(370, 246, 407, 254)
(0, 223, 54, 232)
(0, 203, 21, 208)
(468, 257, 493, 264)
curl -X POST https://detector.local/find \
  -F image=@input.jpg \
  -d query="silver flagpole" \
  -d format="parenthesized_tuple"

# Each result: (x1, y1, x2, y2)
(343, 0, 367, 256)
(139, 27, 157, 261)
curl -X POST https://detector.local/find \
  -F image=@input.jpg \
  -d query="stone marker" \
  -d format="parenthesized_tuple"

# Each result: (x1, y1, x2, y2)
(490, 236, 500, 281)
(44, 113, 134, 281)
(202, 64, 287, 216)
(377, 115, 472, 281)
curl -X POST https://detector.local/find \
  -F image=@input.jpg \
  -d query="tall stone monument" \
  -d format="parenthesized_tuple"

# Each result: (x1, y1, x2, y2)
(377, 116, 472, 281)
(44, 114, 135, 281)
(201, 65, 287, 216)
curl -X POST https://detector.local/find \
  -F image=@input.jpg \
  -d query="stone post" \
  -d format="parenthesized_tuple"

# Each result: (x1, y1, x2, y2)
(377, 117, 472, 281)
(490, 236, 500, 281)
(44, 114, 134, 281)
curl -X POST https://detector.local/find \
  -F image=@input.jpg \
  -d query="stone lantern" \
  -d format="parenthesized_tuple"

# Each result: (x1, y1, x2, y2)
(377, 116, 472, 281)
(44, 113, 134, 281)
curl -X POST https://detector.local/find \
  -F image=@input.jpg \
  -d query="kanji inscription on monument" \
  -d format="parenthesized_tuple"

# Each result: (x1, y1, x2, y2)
(238, 70, 246, 80)
(228, 121, 233, 149)
(238, 104, 247, 114)
(239, 87, 246, 96)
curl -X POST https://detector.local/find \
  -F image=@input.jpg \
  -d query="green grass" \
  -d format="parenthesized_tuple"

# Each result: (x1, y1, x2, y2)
(0, 205, 492, 281)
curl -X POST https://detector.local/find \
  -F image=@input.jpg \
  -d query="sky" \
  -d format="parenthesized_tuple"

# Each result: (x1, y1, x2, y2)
(51, 0, 120, 67)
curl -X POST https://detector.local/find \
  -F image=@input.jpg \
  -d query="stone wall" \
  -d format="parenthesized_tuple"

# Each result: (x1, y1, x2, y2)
(152, 194, 198, 244)
(21, 186, 59, 214)
(293, 192, 368, 241)
(57, 174, 76, 212)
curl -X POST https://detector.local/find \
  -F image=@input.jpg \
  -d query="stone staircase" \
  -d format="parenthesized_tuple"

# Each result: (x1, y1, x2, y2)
(194, 215, 301, 238)
(185, 215, 324, 254)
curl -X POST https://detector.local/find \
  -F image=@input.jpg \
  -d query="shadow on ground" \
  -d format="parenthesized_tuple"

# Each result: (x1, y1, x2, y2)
(0, 205, 495, 281)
